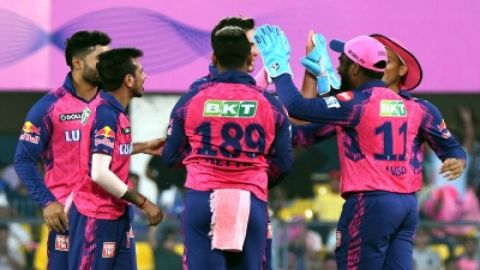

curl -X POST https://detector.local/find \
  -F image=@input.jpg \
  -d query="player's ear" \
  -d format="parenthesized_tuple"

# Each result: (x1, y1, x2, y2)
(351, 62, 360, 76)
(245, 54, 253, 70)
(211, 53, 217, 65)
(399, 65, 408, 77)
(72, 57, 82, 70)
(125, 74, 134, 88)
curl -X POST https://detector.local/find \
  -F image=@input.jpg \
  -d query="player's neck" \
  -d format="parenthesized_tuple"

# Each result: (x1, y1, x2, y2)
(109, 88, 131, 110)
(72, 74, 98, 101)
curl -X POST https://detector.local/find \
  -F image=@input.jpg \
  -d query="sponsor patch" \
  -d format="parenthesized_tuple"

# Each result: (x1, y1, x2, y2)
(380, 100, 407, 117)
(203, 100, 257, 118)
(102, 242, 116, 258)
(19, 121, 41, 144)
(81, 107, 91, 125)
(336, 91, 354, 102)
(121, 127, 131, 135)
(55, 235, 69, 251)
(94, 126, 115, 148)
(323, 96, 341, 108)
(59, 113, 82, 122)
(95, 126, 115, 139)
(95, 138, 114, 148)
(22, 121, 41, 135)
(119, 143, 133, 155)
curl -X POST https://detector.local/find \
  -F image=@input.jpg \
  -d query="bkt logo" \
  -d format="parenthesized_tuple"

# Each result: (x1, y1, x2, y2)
(59, 113, 82, 122)
(120, 143, 133, 155)
(65, 130, 80, 142)
(380, 100, 407, 117)
(203, 100, 258, 118)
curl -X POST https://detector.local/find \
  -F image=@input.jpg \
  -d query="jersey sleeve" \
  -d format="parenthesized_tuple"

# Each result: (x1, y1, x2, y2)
(162, 91, 197, 167)
(262, 93, 293, 189)
(419, 100, 467, 161)
(14, 94, 56, 207)
(292, 123, 337, 148)
(91, 105, 119, 156)
(274, 74, 364, 127)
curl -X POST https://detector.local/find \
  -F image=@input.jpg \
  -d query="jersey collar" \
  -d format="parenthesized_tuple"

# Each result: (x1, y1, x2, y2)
(211, 70, 256, 85)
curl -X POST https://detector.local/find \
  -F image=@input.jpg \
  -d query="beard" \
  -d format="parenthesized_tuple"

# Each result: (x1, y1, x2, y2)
(339, 72, 353, 92)
(83, 65, 101, 86)
(131, 86, 144, 98)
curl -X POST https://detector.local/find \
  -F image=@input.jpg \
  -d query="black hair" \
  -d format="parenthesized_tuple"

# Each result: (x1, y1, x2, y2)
(64, 30, 111, 69)
(211, 16, 255, 47)
(96, 48, 144, 92)
(212, 26, 250, 70)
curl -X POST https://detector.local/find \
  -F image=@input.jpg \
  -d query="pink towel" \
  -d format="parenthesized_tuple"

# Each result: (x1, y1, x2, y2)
(209, 189, 251, 252)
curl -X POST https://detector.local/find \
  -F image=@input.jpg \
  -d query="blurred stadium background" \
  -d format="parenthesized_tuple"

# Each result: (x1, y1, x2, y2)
(1, 1, 479, 269)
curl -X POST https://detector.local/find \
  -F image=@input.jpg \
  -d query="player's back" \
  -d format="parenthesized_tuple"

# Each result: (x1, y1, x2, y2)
(183, 79, 278, 202)
(338, 87, 425, 195)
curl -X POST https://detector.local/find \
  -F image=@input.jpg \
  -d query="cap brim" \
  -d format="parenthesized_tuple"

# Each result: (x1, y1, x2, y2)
(329, 39, 345, 53)
(370, 34, 423, 91)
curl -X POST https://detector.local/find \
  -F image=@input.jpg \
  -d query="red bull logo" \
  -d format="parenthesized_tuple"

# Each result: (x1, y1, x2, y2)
(96, 126, 115, 139)
(19, 121, 41, 144)
(22, 121, 41, 135)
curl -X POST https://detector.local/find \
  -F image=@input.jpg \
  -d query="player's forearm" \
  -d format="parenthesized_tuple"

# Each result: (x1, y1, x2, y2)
(14, 154, 56, 207)
(120, 189, 147, 208)
(132, 142, 146, 155)
(91, 153, 129, 198)
(300, 71, 318, 98)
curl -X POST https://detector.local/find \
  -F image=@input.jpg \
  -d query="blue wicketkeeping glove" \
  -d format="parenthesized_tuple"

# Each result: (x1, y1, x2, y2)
(254, 24, 292, 78)
(301, 33, 341, 95)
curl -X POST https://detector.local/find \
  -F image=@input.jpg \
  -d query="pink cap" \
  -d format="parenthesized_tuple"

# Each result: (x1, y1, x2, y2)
(330, 35, 387, 72)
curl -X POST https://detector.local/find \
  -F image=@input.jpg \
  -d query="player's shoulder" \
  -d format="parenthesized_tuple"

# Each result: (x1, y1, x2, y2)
(27, 89, 63, 116)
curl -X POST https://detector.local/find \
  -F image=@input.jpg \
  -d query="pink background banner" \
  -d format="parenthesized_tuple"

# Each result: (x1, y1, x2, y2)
(0, 0, 479, 93)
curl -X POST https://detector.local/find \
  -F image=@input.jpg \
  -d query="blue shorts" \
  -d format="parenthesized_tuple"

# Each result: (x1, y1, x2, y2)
(47, 230, 69, 269)
(184, 189, 268, 270)
(335, 192, 418, 270)
(67, 203, 136, 270)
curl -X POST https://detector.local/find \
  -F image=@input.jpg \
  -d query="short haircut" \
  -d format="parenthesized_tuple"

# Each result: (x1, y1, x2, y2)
(211, 16, 255, 47)
(96, 48, 144, 92)
(64, 30, 111, 69)
(212, 26, 250, 70)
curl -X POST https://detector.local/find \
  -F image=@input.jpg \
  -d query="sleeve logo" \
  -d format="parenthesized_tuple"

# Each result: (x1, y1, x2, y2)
(94, 126, 115, 148)
(323, 96, 341, 108)
(203, 100, 257, 118)
(335, 91, 354, 102)
(19, 121, 41, 144)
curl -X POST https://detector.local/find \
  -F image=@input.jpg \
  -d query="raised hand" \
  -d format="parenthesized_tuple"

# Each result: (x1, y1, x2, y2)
(301, 32, 341, 95)
(254, 24, 292, 78)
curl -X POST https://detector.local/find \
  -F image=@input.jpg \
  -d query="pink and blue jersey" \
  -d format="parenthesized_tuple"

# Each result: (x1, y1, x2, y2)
(14, 74, 103, 207)
(163, 70, 293, 202)
(274, 75, 466, 196)
(74, 92, 132, 219)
